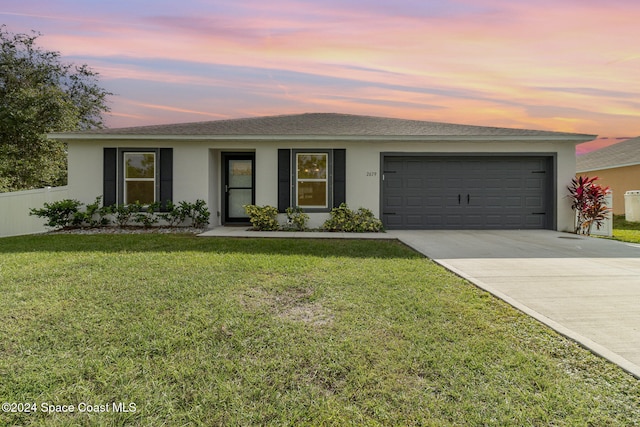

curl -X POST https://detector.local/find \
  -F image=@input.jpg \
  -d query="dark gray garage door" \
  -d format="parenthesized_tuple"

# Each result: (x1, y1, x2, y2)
(382, 156, 553, 230)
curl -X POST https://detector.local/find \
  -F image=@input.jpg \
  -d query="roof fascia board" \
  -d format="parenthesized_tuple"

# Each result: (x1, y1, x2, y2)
(49, 133, 596, 143)
(577, 162, 640, 173)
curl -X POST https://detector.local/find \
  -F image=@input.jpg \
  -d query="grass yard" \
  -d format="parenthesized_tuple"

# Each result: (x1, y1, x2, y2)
(613, 214, 640, 243)
(1, 234, 639, 426)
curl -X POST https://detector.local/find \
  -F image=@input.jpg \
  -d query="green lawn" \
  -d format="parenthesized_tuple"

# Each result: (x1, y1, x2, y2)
(613, 215, 640, 243)
(1, 235, 639, 426)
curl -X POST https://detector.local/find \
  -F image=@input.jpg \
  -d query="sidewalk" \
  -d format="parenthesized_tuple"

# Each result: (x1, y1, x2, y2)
(198, 226, 396, 240)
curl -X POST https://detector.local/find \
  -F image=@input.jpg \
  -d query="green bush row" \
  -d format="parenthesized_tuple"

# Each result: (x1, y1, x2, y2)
(30, 197, 210, 229)
(243, 203, 383, 232)
(322, 203, 384, 232)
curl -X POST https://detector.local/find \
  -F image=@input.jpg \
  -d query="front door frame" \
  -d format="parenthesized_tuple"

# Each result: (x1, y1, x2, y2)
(222, 152, 255, 224)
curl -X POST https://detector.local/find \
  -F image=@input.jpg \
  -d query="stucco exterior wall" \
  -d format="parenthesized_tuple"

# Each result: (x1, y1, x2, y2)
(577, 165, 640, 215)
(67, 138, 577, 231)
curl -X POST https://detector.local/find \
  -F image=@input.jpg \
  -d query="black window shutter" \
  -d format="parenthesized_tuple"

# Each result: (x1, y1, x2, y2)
(103, 148, 117, 207)
(277, 149, 291, 212)
(333, 149, 346, 207)
(159, 148, 173, 211)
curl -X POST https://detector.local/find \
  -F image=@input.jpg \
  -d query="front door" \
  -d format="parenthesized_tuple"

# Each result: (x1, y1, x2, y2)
(223, 153, 255, 223)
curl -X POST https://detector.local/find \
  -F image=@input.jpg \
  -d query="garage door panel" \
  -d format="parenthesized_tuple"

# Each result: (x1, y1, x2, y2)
(385, 196, 403, 208)
(485, 215, 503, 226)
(382, 156, 553, 229)
(504, 215, 524, 226)
(384, 215, 403, 227)
(425, 196, 444, 205)
(406, 215, 424, 226)
(445, 195, 463, 207)
(407, 196, 423, 206)
(385, 177, 402, 189)
(504, 178, 522, 189)
(526, 196, 543, 208)
(483, 178, 502, 189)
(445, 178, 463, 189)
(525, 178, 544, 189)
(525, 215, 545, 227)
(406, 160, 425, 171)
(445, 215, 463, 226)
(504, 196, 524, 208)
(407, 178, 423, 188)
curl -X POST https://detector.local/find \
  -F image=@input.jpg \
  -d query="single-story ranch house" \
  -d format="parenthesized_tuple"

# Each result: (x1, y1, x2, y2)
(576, 136, 640, 215)
(49, 113, 596, 230)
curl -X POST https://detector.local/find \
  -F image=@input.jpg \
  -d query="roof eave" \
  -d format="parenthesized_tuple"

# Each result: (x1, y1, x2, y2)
(48, 133, 597, 142)
(577, 162, 640, 173)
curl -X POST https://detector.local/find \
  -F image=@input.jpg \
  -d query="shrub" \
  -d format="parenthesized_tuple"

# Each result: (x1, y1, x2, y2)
(189, 199, 210, 228)
(284, 206, 309, 231)
(29, 199, 83, 229)
(568, 176, 610, 235)
(157, 200, 187, 227)
(73, 196, 112, 227)
(133, 202, 161, 228)
(112, 203, 141, 227)
(322, 203, 383, 232)
(351, 207, 384, 232)
(31, 197, 210, 230)
(244, 204, 280, 231)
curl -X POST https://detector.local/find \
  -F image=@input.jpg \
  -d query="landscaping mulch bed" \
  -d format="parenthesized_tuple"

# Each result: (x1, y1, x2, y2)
(47, 226, 207, 235)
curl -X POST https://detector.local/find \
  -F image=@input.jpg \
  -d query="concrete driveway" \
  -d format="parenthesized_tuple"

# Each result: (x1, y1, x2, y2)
(389, 229, 640, 378)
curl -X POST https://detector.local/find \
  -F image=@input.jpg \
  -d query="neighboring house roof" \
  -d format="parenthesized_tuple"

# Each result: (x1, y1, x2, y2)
(576, 136, 640, 172)
(49, 113, 596, 142)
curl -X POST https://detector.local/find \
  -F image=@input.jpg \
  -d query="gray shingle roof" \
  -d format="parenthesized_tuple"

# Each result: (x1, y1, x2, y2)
(51, 113, 595, 140)
(576, 137, 640, 172)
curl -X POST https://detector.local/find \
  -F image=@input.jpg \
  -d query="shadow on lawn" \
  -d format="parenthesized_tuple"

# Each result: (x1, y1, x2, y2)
(0, 234, 421, 259)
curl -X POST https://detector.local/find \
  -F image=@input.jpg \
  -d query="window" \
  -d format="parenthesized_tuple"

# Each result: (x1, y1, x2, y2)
(104, 148, 172, 209)
(296, 153, 328, 208)
(277, 149, 345, 213)
(124, 152, 156, 204)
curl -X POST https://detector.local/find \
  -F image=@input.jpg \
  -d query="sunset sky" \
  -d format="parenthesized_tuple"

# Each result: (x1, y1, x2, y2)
(2, 0, 639, 152)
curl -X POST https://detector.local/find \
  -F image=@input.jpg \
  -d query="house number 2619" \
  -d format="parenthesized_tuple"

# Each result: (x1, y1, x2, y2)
(366, 171, 377, 177)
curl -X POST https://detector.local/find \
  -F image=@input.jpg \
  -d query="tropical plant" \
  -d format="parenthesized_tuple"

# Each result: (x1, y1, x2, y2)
(244, 204, 280, 231)
(72, 196, 111, 227)
(157, 200, 187, 227)
(112, 202, 142, 227)
(31, 197, 209, 230)
(132, 202, 161, 228)
(322, 203, 384, 232)
(29, 198, 83, 228)
(568, 176, 610, 234)
(285, 206, 309, 231)
(189, 199, 211, 228)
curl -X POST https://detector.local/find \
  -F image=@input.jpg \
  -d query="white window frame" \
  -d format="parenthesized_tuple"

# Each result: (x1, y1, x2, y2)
(296, 152, 329, 209)
(123, 152, 156, 205)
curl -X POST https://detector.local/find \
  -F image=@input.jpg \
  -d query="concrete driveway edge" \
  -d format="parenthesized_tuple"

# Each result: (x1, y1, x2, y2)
(432, 257, 640, 380)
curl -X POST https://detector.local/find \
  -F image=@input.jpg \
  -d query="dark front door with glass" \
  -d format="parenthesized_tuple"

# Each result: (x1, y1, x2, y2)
(223, 154, 255, 223)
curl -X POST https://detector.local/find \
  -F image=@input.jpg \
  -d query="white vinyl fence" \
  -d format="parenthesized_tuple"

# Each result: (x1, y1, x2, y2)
(0, 186, 69, 238)
(589, 191, 613, 237)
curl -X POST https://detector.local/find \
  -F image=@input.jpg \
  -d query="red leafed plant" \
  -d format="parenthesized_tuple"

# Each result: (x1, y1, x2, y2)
(568, 176, 610, 234)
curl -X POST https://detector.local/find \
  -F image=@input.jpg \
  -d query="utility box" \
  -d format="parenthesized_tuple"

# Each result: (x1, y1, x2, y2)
(625, 190, 640, 222)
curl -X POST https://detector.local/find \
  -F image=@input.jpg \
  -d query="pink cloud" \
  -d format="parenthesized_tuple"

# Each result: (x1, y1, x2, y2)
(2, 1, 639, 136)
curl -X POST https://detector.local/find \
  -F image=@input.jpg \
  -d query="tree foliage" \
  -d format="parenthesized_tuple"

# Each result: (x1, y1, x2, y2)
(0, 25, 112, 191)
